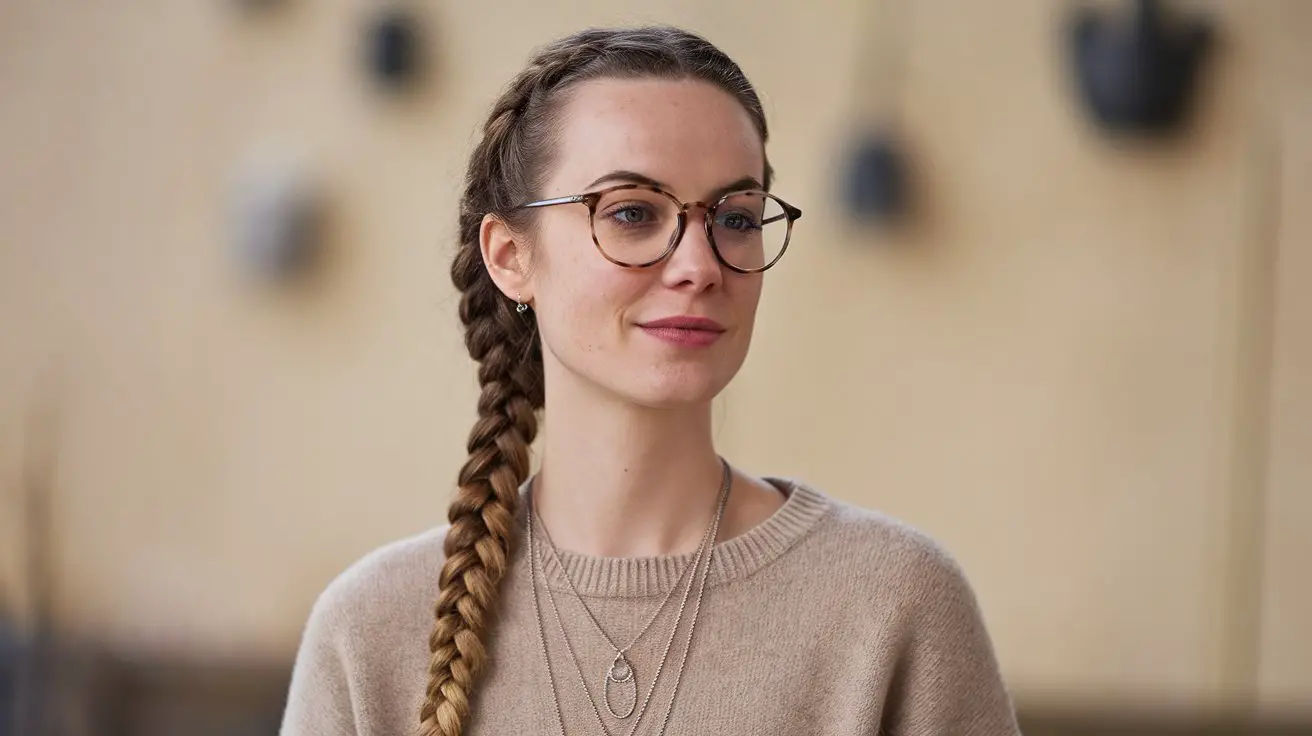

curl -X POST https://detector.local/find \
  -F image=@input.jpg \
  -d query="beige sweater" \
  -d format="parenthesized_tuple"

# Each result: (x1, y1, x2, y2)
(280, 478, 1021, 735)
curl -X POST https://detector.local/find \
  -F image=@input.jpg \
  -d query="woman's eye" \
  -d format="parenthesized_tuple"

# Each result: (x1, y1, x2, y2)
(717, 211, 760, 231)
(609, 206, 651, 225)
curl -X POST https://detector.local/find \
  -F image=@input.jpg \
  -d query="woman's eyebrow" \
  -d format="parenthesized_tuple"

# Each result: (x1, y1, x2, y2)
(585, 170, 667, 190)
(584, 171, 766, 199)
(708, 176, 765, 200)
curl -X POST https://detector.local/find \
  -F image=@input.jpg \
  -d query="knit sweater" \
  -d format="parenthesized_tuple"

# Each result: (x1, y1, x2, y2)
(280, 478, 1021, 736)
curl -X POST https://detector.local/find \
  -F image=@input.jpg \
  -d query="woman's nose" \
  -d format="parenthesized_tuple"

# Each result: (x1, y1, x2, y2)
(661, 213, 724, 290)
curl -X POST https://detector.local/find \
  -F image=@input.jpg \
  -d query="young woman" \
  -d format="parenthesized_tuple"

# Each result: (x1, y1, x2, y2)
(281, 26, 1020, 736)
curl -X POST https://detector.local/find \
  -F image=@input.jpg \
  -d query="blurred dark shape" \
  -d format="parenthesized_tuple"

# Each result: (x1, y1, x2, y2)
(843, 132, 911, 224)
(1069, 0, 1213, 136)
(1020, 707, 1312, 735)
(1, 633, 288, 736)
(1, 634, 122, 736)
(1, 623, 21, 734)
(230, 152, 324, 286)
(106, 655, 288, 736)
(230, 0, 285, 12)
(367, 7, 425, 92)
(841, 0, 913, 226)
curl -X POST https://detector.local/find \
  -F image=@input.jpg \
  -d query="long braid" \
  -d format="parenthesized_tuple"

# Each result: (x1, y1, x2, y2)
(417, 58, 549, 736)
(420, 26, 773, 736)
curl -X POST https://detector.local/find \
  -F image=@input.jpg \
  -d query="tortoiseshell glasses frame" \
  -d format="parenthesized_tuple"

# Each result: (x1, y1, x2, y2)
(513, 183, 802, 274)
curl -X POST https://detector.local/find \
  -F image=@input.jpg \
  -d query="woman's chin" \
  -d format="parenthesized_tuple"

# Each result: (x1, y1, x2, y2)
(622, 373, 731, 410)
(560, 355, 741, 409)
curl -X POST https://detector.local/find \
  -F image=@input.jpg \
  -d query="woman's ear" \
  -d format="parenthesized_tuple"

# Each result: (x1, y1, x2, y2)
(479, 213, 532, 303)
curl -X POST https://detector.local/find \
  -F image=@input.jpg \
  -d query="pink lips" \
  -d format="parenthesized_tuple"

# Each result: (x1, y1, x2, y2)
(637, 316, 726, 347)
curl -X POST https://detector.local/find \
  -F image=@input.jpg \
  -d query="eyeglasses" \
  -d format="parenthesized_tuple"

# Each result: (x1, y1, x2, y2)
(513, 183, 802, 274)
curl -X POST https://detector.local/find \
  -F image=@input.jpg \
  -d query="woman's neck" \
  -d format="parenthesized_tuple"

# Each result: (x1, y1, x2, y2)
(533, 384, 726, 559)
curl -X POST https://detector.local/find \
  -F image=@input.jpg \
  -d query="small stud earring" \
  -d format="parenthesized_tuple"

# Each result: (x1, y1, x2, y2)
(516, 293, 528, 314)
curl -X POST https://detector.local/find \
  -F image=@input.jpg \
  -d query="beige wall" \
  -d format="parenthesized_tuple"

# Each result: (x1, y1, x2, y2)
(1256, 12, 1312, 711)
(1, 0, 1307, 717)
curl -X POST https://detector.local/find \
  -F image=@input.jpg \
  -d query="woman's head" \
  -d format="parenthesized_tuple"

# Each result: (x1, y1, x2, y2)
(426, 26, 783, 736)
(467, 27, 785, 410)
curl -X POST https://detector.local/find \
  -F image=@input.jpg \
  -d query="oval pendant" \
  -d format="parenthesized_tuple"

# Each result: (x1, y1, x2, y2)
(603, 652, 637, 719)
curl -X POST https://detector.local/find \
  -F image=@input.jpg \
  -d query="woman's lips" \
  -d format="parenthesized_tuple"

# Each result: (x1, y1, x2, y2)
(637, 316, 726, 347)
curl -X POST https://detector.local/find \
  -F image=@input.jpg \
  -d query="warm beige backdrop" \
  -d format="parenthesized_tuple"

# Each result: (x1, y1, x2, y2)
(1, 0, 1308, 719)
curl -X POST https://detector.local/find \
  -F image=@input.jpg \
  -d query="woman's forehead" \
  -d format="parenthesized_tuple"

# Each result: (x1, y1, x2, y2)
(547, 77, 764, 199)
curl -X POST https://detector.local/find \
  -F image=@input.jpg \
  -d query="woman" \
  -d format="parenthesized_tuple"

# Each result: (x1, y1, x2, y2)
(281, 26, 1020, 736)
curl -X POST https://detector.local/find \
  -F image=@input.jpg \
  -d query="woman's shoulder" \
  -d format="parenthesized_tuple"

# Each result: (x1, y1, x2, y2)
(779, 480, 1018, 733)
(284, 526, 453, 735)
(782, 478, 977, 601)
(303, 524, 452, 636)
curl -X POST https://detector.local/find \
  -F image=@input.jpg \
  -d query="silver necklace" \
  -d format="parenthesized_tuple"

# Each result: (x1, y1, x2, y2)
(534, 506, 706, 736)
(527, 460, 732, 736)
(531, 487, 702, 719)
(529, 464, 730, 736)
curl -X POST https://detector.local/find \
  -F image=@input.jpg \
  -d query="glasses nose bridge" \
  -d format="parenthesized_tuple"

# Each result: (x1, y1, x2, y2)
(676, 199, 714, 218)
(669, 198, 718, 251)
(675, 199, 717, 241)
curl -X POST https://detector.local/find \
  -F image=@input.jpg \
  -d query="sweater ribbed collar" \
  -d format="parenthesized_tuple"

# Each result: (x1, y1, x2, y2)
(514, 477, 830, 599)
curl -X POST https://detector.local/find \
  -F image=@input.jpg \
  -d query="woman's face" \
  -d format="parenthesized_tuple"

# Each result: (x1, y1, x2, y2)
(523, 77, 768, 409)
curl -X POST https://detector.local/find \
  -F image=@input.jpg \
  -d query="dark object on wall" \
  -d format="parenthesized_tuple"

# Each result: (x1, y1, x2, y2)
(230, 152, 324, 285)
(840, 0, 913, 225)
(367, 7, 425, 91)
(1068, 0, 1213, 135)
(844, 133, 910, 222)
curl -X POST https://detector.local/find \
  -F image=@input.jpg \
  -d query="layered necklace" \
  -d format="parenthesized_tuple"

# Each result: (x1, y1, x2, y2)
(526, 460, 732, 736)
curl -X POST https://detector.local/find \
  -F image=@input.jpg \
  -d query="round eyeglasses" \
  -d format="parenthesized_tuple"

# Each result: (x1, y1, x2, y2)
(514, 184, 802, 274)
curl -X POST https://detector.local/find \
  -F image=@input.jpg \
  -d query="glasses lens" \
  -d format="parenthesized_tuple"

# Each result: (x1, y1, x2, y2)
(592, 188, 681, 266)
(711, 192, 789, 271)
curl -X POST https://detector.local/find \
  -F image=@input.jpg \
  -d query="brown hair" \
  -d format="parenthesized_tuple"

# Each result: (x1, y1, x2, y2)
(422, 26, 773, 735)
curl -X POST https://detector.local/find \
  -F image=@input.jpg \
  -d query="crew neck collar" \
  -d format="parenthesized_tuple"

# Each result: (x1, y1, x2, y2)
(513, 477, 830, 599)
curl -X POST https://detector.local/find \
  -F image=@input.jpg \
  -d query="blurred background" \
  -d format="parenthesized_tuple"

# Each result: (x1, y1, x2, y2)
(1, 0, 1308, 734)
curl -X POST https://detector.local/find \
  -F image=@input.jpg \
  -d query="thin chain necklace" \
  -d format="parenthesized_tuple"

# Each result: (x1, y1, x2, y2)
(534, 492, 712, 731)
(527, 460, 732, 736)
(531, 487, 700, 718)
(534, 507, 705, 736)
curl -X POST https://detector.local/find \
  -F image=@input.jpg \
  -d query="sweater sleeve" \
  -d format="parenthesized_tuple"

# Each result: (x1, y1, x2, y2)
(280, 588, 359, 736)
(880, 544, 1021, 736)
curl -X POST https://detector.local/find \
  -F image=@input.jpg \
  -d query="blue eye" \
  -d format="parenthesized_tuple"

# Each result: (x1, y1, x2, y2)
(613, 207, 649, 224)
(715, 211, 760, 232)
